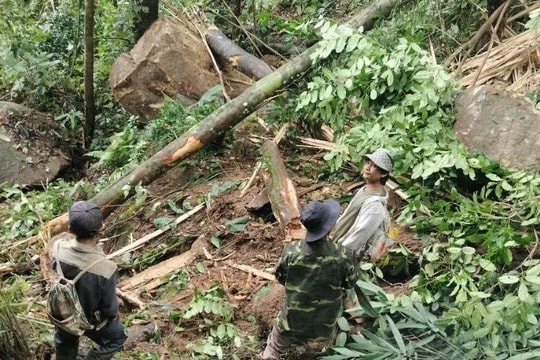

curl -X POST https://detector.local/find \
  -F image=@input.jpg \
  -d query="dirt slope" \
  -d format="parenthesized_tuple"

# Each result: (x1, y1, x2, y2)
(44, 124, 418, 359)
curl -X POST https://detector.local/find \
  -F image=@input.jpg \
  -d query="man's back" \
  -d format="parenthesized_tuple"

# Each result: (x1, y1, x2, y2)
(275, 239, 357, 342)
(52, 238, 119, 324)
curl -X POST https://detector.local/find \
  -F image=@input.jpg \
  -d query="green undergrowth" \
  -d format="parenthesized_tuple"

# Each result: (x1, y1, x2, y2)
(285, 15, 540, 360)
(1, 0, 540, 358)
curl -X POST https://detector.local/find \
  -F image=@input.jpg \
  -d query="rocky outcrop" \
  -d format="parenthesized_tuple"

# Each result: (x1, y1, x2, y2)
(454, 85, 540, 171)
(109, 16, 251, 121)
(0, 102, 71, 187)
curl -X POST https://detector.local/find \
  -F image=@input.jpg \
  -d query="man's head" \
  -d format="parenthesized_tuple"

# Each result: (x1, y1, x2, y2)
(300, 199, 340, 243)
(68, 201, 103, 239)
(362, 149, 393, 185)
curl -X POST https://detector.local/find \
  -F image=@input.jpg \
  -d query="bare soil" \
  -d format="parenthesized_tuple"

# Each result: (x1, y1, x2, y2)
(67, 122, 418, 360)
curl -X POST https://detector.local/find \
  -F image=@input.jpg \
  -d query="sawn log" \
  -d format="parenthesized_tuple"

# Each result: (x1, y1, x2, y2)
(206, 25, 273, 80)
(261, 140, 304, 241)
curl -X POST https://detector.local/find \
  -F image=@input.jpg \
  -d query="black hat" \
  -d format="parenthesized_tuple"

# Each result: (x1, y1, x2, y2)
(68, 201, 103, 238)
(300, 199, 340, 243)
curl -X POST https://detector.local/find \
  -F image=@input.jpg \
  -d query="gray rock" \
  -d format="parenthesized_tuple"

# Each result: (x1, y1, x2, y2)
(109, 16, 250, 121)
(454, 85, 540, 170)
(0, 103, 70, 187)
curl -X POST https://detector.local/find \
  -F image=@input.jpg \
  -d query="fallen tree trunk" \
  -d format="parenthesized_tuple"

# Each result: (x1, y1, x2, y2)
(28, 0, 398, 247)
(206, 25, 273, 80)
(261, 140, 304, 241)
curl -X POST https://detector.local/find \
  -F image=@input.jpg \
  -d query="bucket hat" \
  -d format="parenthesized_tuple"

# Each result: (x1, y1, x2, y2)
(364, 149, 393, 172)
(300, 199, 341, 243)
(68, 201, 103, 237)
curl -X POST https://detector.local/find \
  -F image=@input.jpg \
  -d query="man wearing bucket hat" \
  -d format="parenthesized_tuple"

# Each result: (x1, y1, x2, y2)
(50, 201, 127, 360)
(333, 148, 394, 262)
(260, 199, 357, 359)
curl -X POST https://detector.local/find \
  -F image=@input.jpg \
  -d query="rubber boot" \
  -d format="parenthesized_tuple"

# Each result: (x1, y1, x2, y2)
(85, 349, 115, 360)
(55, 347, 79, 360)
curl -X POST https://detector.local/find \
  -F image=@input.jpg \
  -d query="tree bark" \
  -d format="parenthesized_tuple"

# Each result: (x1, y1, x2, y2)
(84, 0, 95, 148)
(261, 140, 304, 241)
(30, 0, 398, 245)
(206, 25, 273, 80)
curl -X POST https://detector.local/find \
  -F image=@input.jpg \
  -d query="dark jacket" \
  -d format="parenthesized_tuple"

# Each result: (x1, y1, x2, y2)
(51, 237, 119, 324)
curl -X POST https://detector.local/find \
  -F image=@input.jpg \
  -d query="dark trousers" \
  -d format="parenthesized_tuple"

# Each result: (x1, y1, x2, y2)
(55, 319, 127, 355)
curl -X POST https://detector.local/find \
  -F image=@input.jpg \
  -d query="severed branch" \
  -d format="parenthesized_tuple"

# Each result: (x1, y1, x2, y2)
(240, 123, 290, 197)
(261, 140, 304, 241)
(444, 3, 507, 69)
(119, 235, 210, 292)
(108, 204, 205, 259)
(205, 25, 273, 80)
(116, 288, 146, 309)
(227, 262, 276, 282)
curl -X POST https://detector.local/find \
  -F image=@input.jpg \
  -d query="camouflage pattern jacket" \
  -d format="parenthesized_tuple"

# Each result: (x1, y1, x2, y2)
(274, 237, 357, 342)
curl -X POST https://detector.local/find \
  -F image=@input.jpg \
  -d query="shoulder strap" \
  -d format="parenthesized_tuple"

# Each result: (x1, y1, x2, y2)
(53, 240, 65, 278)
(72, 256, 107, 284)
(54, 239, 108, 284)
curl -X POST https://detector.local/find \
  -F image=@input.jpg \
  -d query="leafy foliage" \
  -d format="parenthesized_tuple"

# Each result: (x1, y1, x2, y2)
(0, 280, 34, 359)
(288, 16, 540, 359)
(0, 181, 92, 248)
(175, 285, 241, 359)
(0, 0, 134, 143)
(87, 96, 222, 191)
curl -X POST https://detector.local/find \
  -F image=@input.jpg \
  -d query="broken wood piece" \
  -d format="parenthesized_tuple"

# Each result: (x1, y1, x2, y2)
(240, 123, 290, 198)
(119, 236, 209, 292)
(228, 262, 276, 282)
(246, 188, 270, 211)
(206, 25, 273, 80)
(261, 140, 304, 241)
(116, 288, 146, 309)
(108, 204, 205, 259)
(202, 246, 213, 260)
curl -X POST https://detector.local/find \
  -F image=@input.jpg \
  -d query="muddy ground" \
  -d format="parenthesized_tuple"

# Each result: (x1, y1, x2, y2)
(40, 121, 420, 360)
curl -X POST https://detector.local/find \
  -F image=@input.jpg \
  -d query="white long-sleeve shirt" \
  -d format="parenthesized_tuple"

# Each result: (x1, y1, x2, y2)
(336, 196, 389, 257)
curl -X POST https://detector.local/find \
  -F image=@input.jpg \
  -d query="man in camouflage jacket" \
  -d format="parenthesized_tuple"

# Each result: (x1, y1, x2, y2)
(260, 199, 358, 359)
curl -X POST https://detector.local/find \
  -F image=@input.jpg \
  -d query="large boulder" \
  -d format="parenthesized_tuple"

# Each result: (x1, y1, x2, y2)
(109, 16, 251, 121)
(454, 85, 540, 171)
(0, 102, 70, 187)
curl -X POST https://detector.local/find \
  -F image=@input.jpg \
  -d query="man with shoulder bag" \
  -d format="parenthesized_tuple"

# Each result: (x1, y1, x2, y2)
(48, 201, 127, 360)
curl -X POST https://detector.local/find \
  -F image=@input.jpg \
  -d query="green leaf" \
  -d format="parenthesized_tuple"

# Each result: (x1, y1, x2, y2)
(518, 282, 532, 302)
(499, 274, 520, 284)
(226, 216, 249, 232)
(154, 217, 174, 228)
(522, 217, 539, 226)
(526, 263, 540, 276)
(369, 88, 377, 100)
(346, 33, 361, 52)
(337, 316, 350, 331)
(335, 332, 348, 347)
(336, 36, 347, 53)
(501, 180, 512, 191)
(354, 284, 378, 318)
(196, 262, 205, 273)
(447, 247, 461, 254)
(524, 275, 540, 285)
(385, 315, 406, 353)
(210, 235, 221, 248)
(479, 259, 496, 272)
(337, 85, 346, 99)
(461, 246, 475, 255)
